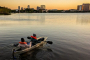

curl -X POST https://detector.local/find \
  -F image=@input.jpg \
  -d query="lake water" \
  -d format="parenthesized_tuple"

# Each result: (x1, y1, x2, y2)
(0, 13, 90, 60)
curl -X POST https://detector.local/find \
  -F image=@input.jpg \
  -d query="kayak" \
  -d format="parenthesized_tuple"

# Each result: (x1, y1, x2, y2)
(12, 37, 48, 56)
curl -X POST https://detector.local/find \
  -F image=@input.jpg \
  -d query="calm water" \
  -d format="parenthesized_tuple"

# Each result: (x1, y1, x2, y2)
(0, 13, 90, 60)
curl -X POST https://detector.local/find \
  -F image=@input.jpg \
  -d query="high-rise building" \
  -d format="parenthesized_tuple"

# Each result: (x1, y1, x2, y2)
(27, 5, 30, 9)
(21, 7, 23, 10)
(18, 6, 20, 13)
(77, 5, 83, 11)
(18, 6, 20, 10)
(37, 6, 40, 10)
(41, 5, 45, 9)
(24, 8, 26, 10)
(82, 3, 90, 11)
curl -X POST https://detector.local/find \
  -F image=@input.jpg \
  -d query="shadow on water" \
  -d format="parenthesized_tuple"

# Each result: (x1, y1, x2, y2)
(19, 46, 53, 60)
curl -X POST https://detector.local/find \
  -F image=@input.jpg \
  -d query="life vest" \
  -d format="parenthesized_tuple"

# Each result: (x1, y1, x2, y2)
(19, 42, 27, 44)
(31, 36, 37, 39)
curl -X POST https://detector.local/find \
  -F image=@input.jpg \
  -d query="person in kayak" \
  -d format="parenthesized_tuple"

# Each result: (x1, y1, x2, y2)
(18, 38, 31, 50)
(30, 34, 44, 46)
(30, 34, 38, 46)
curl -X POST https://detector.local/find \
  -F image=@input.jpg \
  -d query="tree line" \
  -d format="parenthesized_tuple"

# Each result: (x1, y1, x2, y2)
(0, 7, 11, 15)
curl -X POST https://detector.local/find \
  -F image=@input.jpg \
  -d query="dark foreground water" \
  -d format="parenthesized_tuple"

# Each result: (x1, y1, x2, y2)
(0, 13, 90, 60)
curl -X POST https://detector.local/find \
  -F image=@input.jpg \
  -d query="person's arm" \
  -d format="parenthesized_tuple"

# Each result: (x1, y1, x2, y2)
(25, 43, 31, 48)
(29, 42, 32, 47)
(18, 43, 21, 47)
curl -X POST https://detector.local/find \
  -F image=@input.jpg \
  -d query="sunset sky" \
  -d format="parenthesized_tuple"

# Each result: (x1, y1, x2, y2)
(0, 0, 90, 10)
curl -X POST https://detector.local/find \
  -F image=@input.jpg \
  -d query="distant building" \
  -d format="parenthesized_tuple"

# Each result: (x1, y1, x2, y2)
(24, 8, 26, 10)
(61, 10, 65, 13)
(41, 5, 45, 9)
(16, 9, 18, 12)
(51, 9, 57, 11)
(21, 7, 23, 10)
(70, 9, 77, 12)
(27, 5, 30, 9)
(82, 3, 90, 11)
(31, 8, 34, 10)
(77, 5, 83, 11)
(18, 6, 20, 13)
(18, 6, 20, 10)
(37, 6, 40, 10)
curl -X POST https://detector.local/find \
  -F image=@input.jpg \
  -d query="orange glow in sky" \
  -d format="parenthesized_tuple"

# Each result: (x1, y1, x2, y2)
(0, 0, 90, 10)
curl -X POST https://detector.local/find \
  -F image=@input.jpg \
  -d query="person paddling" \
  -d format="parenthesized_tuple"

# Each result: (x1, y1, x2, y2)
(18, 38, 31, 50)
(30, 34, 38, 46)
(30, 34, 44, 46)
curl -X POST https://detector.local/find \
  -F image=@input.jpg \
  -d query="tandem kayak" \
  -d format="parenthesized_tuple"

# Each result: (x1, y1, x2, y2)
(12, 37, 48, 57)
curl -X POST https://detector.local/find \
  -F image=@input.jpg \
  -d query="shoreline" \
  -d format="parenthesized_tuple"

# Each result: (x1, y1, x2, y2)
(0, 13, 11, 15)
(0, 12, 90, 15)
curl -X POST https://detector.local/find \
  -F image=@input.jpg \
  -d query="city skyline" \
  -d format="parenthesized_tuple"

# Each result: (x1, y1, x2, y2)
(0, 0, 90, 10)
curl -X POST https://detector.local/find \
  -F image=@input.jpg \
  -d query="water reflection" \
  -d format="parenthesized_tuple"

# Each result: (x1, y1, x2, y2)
(0, 13, 45, 26)
(17, 13, 45, 22)
(0, 13, 90, 60)
(19, 47, 53, 60)
(37, 14, 45, 22)
(76, 14, 90, 25)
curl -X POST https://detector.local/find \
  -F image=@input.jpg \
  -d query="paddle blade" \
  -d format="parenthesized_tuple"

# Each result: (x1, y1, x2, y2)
(13, 43, 19, 47)
(27, 37, 31, 39)
(47, 41, 53, 44)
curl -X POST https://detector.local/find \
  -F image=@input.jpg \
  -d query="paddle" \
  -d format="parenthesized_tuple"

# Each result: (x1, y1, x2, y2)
(13, 43, 19, 47)
(27, 36, 31, 39)
(13, 37, 53, 47)
(13, 40, 53, 47)
(46, 41, 53, 44)
(27, 37, 53, 44)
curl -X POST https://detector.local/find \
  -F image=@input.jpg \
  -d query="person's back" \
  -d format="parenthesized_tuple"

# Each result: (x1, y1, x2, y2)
(31, 34, 38, 46)
(18, 38, 31, 50)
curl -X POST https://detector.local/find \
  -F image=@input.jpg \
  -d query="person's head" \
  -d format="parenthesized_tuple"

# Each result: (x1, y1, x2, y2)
(33, 34, 36, 37)
(21, 38, 25, 42)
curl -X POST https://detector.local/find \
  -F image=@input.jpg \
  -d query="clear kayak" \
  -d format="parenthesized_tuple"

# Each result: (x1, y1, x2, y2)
(12, 37, 48, 57)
